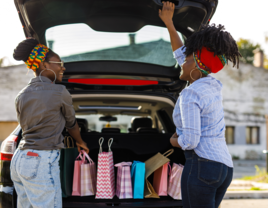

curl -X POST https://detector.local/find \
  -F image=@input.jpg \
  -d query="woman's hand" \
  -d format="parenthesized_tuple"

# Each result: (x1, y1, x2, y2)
(76, 141, 89, 154)
(170, 132, 182, 148)
(159, 1, 175, 25)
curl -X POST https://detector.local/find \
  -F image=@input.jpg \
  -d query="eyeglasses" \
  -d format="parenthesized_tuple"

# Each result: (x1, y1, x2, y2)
(48, 61, 64, 67)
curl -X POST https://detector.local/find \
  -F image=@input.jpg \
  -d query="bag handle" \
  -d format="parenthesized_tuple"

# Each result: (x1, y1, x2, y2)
(76, 151, 83, 160)
(163, 149, 174, 157)
(168, 162, 172, 176)
(81, 150, 93, 164)
(108, 138, 113, 152)
(99, 137, 104, 154)
(64, 136, 74, 148)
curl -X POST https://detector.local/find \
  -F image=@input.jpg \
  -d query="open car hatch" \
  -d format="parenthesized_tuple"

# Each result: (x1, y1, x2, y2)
(14, 0, 218, 87)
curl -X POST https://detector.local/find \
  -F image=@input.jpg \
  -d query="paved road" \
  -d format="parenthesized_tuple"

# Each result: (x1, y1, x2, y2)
(233, 160, 266, 179)
(220, 199, 268, 208)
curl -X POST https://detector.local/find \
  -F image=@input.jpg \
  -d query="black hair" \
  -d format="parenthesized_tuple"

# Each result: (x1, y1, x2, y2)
(184, 24, 242, 68)
(13, 39, 57, 65)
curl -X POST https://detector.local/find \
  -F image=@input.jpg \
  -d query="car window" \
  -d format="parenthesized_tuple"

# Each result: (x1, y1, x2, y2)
(45, 23, 183, 67)
(76, 115, 152, 133)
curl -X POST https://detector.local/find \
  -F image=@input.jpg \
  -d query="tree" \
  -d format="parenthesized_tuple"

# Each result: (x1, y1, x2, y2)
(237, 38, 261, 65)
(0, 58, 3, 67)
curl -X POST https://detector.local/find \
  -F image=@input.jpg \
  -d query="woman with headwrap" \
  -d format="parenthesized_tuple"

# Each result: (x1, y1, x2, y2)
(10, 38, 89, 208)
(159, 2, 241, 208)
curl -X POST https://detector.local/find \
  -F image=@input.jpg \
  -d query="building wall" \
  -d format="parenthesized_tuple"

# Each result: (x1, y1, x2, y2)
(214, 63, 268, 159)
(0, 121, 19, 143)
(0, 64, 34, 121)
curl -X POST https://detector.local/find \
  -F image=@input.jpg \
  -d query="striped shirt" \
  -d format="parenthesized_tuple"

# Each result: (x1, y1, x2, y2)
(172, 46, 233, 168)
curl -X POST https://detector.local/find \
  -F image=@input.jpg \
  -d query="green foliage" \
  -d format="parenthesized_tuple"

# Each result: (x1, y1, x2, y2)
(0, 58, 3, 67)
(232, 155, 240, 160)
(241, 165, 268, 183)
(250, 187, 261, 190)
(237, 38, 261, 65)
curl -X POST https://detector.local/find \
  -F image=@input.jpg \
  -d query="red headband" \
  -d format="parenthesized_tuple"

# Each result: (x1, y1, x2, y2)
(194, 47, 227, 75)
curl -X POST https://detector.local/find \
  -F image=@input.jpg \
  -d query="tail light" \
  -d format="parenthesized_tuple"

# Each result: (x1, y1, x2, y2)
(0, 135, 18, 161)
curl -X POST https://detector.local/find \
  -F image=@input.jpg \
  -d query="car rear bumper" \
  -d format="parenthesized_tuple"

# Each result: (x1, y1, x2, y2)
(63, 200, 183, 208)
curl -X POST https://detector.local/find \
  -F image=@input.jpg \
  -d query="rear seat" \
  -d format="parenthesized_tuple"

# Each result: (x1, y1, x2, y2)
(129, 117, 158, 133)
(76, 118, 88, 133)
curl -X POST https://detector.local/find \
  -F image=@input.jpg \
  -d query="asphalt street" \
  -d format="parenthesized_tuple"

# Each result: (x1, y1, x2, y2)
(233, 160, 266, 179)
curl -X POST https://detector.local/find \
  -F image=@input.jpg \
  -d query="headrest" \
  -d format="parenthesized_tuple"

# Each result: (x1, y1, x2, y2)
(136, 127, 158, 134)
(131, 117, 152, 132)
(102, 128, 120, 133)
(76, 118, 88, 133)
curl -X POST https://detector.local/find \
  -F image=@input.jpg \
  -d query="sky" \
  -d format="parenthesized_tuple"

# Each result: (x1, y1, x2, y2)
(1, 0, 268, 66)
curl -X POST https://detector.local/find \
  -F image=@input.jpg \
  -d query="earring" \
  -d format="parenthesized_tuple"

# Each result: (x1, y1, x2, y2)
(190, 69, 202, 81)
(39, 69, 57, 83)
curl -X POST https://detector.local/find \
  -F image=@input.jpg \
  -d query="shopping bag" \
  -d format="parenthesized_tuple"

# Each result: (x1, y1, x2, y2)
(144, 149, 174, 198)
(168, 163, 184, 200)
(96, 138, 116, 199)
(81, 150, 97, 196)
(131, 161, 145, 199)
(59, 136, 79, 197)
(115, 162, 133, 199)
(72, 151, 83, 196)
(153, 162, 171, 196)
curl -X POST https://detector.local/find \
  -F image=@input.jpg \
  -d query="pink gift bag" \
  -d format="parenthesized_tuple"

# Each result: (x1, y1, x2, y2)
(72, 152, 83, 196)
(168, 163, 184, 200)
(80, 150, 97, 196)
(96, 138, 116, 199)
(153, 162, 171, 196)
(115, 162, 133, 199)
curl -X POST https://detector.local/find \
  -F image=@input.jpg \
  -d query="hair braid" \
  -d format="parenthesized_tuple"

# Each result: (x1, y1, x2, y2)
(184, 24, 242, 68)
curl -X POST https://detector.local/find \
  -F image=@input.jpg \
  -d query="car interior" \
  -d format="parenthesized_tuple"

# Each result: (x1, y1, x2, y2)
(60, 93, 186, 204)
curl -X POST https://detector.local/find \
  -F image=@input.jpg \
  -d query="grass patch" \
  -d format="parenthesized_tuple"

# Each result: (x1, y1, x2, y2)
(241, 165, 268, 183)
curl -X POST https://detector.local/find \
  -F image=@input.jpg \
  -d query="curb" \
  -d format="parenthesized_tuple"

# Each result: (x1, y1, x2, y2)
(224, 191, 268, 199)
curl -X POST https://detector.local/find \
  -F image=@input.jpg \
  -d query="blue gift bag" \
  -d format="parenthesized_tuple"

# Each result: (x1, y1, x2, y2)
(131, 161, 146, 199)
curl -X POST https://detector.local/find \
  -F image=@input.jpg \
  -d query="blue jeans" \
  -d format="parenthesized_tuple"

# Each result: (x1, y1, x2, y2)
(181, 150, 233, 208)
(10, 149, 62, 208)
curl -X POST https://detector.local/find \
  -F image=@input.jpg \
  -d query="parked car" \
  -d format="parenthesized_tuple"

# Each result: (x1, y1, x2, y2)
(0, 0, 218, 207)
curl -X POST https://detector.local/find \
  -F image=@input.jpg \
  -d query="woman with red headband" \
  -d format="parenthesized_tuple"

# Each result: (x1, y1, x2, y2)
(10, 39, 89, 208)
(159, 2, 241, 208)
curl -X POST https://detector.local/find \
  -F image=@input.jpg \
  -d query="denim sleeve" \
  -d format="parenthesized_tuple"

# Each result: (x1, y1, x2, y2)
(61, 88, 76, 129)
(177, 88, 201, 150)
(173, 46, 186, 67)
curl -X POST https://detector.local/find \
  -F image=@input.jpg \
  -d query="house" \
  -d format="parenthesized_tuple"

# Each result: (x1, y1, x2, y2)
(213, 56, 268, 160)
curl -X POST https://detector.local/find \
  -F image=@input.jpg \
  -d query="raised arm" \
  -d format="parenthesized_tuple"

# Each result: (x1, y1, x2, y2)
(159, 1, 183, 51)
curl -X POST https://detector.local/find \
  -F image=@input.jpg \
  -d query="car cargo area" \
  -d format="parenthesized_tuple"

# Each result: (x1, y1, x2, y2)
(61, 92, 185, 207)
(62, 133, 185, 207)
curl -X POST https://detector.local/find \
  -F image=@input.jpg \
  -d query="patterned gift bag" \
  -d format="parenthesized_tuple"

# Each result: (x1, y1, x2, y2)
(96, 138, 116, 199)
(115, 162, 133, 199)
(168, 163, 184, 200)
(80, 150, 97, 196)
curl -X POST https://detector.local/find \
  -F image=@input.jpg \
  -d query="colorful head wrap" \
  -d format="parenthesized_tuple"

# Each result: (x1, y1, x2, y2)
(193, 47, 227, 75)
(25, 44, 49, 72)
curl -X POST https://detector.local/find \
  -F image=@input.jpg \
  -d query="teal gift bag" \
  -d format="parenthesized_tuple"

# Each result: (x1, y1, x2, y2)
(131, 161, 145, 199)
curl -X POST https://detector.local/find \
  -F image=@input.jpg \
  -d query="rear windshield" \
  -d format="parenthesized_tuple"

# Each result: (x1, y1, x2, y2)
(45, 23, 183, 67)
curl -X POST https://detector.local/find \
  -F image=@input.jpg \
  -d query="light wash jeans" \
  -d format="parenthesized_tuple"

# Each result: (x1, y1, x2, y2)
(10, 149, 62, 208)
